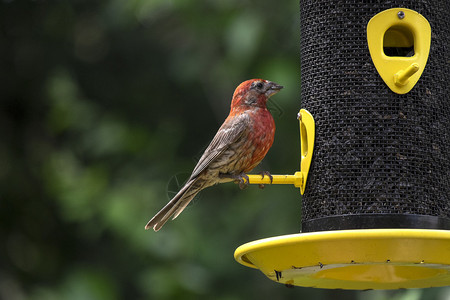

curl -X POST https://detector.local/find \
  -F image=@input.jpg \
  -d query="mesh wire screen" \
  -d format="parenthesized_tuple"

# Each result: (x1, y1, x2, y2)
(300, 0, 450, 224)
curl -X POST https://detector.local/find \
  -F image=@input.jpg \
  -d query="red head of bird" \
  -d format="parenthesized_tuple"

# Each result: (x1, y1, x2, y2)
(231, 79, 283, 110)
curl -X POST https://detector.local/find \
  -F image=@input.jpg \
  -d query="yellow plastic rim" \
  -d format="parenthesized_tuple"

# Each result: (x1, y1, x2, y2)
(234, 229, 450, 289)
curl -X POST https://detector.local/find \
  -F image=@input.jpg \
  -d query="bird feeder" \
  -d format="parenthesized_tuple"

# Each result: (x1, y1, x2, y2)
(234, 1, 450, 290)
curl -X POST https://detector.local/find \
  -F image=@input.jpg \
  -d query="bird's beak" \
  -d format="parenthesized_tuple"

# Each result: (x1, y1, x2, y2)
(265, 81, 284, 97)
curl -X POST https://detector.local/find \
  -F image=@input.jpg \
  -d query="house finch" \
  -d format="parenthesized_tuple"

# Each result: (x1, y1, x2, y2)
(146, 79, 283, 231)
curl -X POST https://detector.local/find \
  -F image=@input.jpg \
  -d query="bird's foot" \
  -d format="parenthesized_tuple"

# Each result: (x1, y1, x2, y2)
(219, 172, 250, 189)
(260, 171, 273, 183)
(233, 173, 250, 190)
(258, 171, 272, 189)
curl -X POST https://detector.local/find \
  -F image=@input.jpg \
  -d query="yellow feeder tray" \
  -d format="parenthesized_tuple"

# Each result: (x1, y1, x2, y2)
(235, 229, 450, 290)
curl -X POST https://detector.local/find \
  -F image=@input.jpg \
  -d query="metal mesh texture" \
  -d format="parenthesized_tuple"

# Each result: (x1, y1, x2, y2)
(300, 0, 450, 222)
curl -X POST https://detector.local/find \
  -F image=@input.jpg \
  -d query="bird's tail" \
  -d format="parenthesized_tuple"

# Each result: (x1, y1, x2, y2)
(145, 178, 203, 231)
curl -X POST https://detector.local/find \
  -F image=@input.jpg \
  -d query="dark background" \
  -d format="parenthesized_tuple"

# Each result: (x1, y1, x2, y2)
(1, 0, 449, 299)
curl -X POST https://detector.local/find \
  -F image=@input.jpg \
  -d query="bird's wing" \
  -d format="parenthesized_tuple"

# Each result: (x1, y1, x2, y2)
(189, 112, 250, 180)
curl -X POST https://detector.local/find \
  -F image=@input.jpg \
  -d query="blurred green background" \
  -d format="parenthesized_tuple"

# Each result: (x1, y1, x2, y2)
(1, 0, 449, 299)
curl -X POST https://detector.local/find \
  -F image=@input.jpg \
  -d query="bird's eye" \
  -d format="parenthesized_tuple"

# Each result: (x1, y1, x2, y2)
(256, 82, 264, 89)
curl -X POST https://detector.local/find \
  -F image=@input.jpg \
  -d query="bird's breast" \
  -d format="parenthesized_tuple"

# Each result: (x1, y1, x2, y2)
(207, 108, 275, 182)
(243, 109, 275, 171)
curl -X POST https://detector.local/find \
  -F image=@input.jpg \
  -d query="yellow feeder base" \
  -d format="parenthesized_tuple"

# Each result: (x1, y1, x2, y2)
(234, 229, 450, 290)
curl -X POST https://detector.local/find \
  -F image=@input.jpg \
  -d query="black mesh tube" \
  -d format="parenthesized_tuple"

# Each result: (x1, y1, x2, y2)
(299, 0, 450, 232)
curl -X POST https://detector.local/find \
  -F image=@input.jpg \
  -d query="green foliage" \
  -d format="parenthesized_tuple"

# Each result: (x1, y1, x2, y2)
(1, 0, 448, 299)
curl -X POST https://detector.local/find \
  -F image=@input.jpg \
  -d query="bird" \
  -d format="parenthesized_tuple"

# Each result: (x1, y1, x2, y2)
(145, 79, 283, 231)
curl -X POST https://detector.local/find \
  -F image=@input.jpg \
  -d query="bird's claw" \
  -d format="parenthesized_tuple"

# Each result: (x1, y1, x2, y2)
(260, 171, 273, 184)
(233, 173, 249, 190)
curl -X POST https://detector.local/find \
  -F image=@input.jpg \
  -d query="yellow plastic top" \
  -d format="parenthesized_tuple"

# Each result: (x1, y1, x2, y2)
(235, 229, 450, 289)
(367, 8, 431, 94)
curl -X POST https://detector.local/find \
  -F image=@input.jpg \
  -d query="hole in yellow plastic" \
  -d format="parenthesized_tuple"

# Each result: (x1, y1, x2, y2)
(300, 122, 308, 158)
(383, 25, 414, 57)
